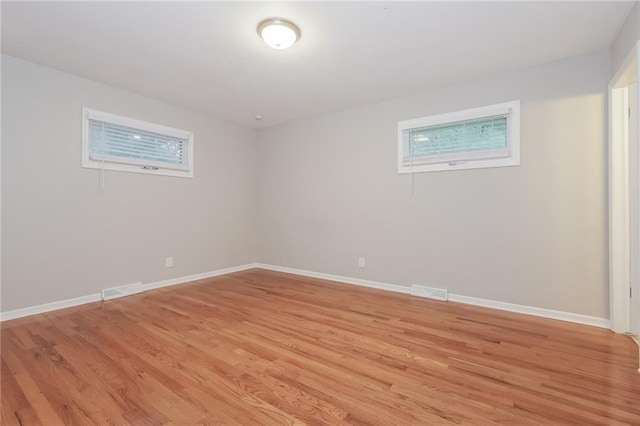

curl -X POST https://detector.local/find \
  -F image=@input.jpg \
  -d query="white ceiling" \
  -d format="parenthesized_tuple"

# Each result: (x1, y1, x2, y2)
(1, 1, 633, 129)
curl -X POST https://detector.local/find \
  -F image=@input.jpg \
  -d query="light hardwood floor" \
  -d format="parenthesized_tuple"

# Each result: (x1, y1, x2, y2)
(2, 268, 639, 425)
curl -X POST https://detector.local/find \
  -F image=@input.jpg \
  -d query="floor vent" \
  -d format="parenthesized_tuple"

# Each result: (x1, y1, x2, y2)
(410, 284, 448, 301)
(101, 282, 144, 301)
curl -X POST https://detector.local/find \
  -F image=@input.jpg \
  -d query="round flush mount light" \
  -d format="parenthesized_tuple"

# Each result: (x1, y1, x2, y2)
(257, 18, 300, 50)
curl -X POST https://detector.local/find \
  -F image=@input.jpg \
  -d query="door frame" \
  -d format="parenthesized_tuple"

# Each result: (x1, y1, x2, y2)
(609, 42, 639, 334)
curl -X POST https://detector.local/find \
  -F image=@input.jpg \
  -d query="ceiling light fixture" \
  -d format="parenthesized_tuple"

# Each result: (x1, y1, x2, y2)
(257, 18, 300, 50)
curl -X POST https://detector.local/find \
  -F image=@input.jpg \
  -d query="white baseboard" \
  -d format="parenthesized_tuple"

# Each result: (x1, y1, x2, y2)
(1, 262, 611, 331)
(0, 263, 257, 322)
(141, 263, 257, 292)
(255, 263, 412, 295)
(255, 263, 611, 329)
(0, 293, 103, 322)
(446, 293, 610, 329)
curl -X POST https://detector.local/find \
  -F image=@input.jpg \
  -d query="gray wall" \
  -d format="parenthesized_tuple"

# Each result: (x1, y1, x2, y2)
(1, 50, 613, 319)
(257, 50, 610, 319)
(1, 55, 258, 311)
(612, 1, 639, 77)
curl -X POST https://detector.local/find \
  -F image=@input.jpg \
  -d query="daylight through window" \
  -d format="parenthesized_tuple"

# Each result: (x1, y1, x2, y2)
(397, 101, 520, 173)
(82, 108, 194, 178)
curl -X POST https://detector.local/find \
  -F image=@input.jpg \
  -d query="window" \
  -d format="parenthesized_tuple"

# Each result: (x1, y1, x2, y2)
(82, 108, 194, 178)
(397, 100, 520, 173)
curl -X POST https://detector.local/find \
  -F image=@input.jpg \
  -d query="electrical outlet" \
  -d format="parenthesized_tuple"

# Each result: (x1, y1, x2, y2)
(165, 257, 173, 268)
(358, 257, 366, 268)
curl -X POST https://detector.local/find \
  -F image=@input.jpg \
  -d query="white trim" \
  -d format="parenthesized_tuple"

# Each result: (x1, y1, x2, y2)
(609, 41, 639, 334)
(446, 294, 610, 329)
(0, 264, 257, 322)
(397, 100, 520, 174)
(81, 160, 193, 179)
(141, 264, 257, 291)
(84, 108, 192, 140)
(634, 44, 640, 336)
(0, 293, 103, 322)
(399, 102, 514, 130)
(255, 263, 411, 295)
(609, 84, 631, 332)
(255, 263, 610, 329)
(397, 156, 519, 174)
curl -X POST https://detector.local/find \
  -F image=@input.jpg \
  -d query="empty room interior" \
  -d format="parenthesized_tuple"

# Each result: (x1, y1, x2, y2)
(2, 1, 640, 424)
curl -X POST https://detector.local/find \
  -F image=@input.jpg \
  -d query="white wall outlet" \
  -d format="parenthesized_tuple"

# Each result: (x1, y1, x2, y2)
(358, 257, 366, 268)
(165, 257, 173, 268)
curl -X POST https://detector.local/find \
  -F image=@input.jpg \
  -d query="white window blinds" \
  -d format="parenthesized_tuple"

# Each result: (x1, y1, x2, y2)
(88, 119, 189, 171)
(82, 108, 194, 178)
(401, 115, 509, 167)
(397, 101, 520, 174)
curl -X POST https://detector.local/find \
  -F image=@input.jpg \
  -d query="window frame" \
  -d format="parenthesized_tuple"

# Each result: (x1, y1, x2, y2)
(397, 100, 520, 174)
(81, 108, 194, 178)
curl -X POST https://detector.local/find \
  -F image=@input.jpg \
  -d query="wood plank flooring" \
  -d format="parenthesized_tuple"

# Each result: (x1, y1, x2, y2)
(2, 268, 639, 425)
